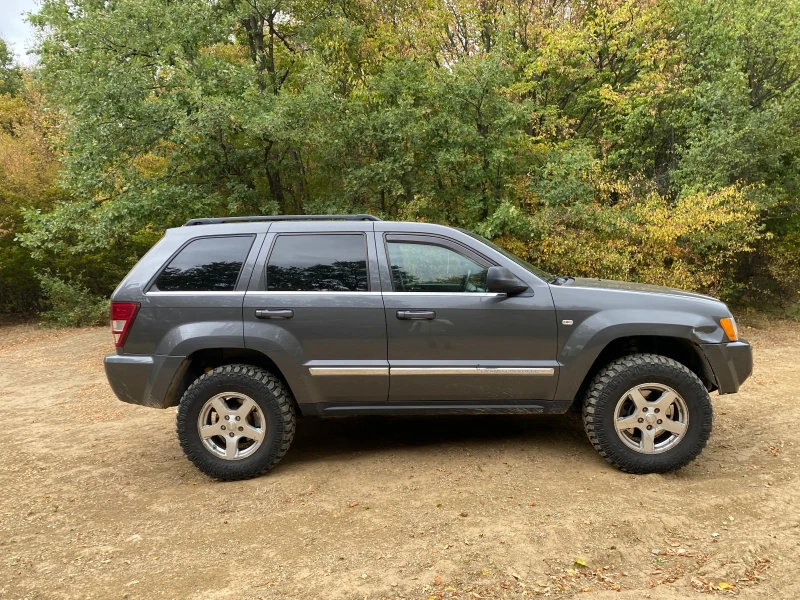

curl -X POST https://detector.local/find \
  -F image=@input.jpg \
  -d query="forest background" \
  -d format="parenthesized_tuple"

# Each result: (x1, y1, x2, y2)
(1, 0, 798, 325)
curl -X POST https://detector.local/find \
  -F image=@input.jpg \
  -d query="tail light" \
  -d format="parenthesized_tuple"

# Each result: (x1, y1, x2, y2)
(111, 302, 140, 348)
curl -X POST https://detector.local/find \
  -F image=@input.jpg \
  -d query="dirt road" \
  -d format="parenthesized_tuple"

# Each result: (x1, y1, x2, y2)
(0, 320, 798, 599)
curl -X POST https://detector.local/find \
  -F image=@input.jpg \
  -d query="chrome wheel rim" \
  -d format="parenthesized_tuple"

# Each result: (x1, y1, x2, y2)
(197, 392, 266, 461)
(613, 383, 689, 454)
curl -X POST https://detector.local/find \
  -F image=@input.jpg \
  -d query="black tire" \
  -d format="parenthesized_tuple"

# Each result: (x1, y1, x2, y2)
(582, 353, 713, 474)
(176, 364, 296, 481)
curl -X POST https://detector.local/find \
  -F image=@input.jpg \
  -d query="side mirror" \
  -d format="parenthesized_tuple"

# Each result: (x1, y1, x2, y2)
(486, 266, 528, 295)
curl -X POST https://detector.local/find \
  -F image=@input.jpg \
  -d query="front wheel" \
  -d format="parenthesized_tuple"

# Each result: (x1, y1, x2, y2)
(582, 354, 713, 473)
(176, 364, 296, 480)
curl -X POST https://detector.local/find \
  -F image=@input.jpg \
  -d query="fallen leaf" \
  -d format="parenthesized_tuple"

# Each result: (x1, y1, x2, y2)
(719, 582, 734, 590)
(348, 502, 359, 508)
(529, 501, 537, 507)
(691, 576, 711, 592)
(434, 576, 441, 585)
(574, 558, 588, 567)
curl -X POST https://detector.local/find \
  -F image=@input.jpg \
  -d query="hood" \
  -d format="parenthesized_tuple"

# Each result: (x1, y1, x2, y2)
(562, 277, 719, 302)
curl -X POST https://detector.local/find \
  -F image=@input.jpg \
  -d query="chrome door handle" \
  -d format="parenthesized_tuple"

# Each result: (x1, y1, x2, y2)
(396, 310, 436, 320)
(255, 309, 294, 319)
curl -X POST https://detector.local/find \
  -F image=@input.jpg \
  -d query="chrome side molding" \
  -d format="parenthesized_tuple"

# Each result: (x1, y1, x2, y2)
(309, 367, 554, 376)
(309, 367, 390, 376)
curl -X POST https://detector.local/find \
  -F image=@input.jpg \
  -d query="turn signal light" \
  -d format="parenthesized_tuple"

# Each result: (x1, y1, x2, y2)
(720, 317, 738, 342)
(111, 302, 140, 348)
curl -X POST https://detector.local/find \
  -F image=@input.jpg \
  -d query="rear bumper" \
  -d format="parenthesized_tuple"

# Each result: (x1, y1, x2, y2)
(699, 340, 753, 395)
(104, 353, 185, 408)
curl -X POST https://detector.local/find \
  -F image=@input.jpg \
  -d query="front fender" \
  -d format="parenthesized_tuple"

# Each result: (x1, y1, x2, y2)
(553, 308, 726, 401)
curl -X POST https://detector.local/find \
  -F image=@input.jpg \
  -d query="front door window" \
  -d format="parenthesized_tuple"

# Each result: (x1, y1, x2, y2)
(387, 241, 488, 293)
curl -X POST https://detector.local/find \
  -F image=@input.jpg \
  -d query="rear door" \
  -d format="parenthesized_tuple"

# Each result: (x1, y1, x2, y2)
(376, 232, 559, 403)
(243, 222, 388, 407)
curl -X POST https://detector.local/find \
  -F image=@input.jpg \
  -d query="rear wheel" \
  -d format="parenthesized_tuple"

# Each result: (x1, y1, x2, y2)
(176, 364, 296, 480)
(582, 354, 713, 473)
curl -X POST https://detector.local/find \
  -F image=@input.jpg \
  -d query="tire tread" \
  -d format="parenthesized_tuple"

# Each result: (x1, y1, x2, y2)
(176, 364, 296, 481)
(582, 353, 713, 474)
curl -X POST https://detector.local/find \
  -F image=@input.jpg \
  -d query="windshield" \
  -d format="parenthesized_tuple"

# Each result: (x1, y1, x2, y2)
(457, 229, 555, 282)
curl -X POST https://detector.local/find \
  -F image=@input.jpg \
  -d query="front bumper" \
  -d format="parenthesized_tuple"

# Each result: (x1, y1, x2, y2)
(104, 353, 186, 408)
(699, 340, 753, 395)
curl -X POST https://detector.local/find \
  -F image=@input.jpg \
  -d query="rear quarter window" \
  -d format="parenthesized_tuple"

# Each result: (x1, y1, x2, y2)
(152, 235, 255, 292)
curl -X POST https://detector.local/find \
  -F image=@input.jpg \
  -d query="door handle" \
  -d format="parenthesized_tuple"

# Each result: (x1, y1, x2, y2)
(255, 309, 294, 319)
(396, 310, 436, 320)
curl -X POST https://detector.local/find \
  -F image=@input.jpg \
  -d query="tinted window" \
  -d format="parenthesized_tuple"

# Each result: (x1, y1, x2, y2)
(388, 242, 488, 293)
(267, 234, 369, 292)
(154, 236, 254, 292)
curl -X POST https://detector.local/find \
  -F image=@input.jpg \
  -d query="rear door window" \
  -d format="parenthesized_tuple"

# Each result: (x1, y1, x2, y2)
(266, 234, 369, 292)
(153, 235, 255, 292)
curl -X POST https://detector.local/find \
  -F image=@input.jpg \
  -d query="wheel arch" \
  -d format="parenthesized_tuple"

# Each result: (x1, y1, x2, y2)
(164, 348, 301, 413)
(569, 335, 717, 411)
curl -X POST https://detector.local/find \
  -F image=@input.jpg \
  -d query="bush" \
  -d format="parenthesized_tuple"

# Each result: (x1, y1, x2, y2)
(0, 236, 42, 314)
(38, 273, 109, 327)
(482, 186, 762, 301)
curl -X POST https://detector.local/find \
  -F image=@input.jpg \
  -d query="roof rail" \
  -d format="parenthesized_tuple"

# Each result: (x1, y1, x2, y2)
(184, 214, 381, 226)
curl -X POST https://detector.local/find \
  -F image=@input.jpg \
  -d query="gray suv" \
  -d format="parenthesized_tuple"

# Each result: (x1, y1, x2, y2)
(104, 215, 752, 480)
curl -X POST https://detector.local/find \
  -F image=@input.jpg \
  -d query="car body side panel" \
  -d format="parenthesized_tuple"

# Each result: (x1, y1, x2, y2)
(373, 227, 560, 403)
(243, 225, 389, 406)
(550, 284, 737, 401)
(117, 232, 266, 356)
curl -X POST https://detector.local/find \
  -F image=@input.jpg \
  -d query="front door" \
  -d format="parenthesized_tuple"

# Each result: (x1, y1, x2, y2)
(378, 233, 558, 403)
(243, 225, 388, 406)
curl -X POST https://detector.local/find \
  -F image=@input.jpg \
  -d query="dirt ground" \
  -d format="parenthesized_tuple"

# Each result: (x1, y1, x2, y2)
(0, 319, 798, 600)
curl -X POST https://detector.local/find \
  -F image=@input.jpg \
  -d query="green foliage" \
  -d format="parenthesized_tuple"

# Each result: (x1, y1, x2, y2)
(0, 235, 42, 313)
(0, 59, 67, 314)
(1, 0, 797, 320)
(0, 39, 23, 96)
(37, 273, 109, 327)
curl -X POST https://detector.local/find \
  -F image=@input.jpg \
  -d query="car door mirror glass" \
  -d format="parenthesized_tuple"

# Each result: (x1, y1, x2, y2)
(486, 266, 528, 295)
